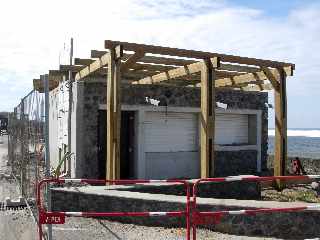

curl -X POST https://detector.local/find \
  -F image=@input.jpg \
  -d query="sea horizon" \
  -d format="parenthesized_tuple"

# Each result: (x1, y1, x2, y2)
(268, 128, 320, 138)
(268, 129, 320, 159)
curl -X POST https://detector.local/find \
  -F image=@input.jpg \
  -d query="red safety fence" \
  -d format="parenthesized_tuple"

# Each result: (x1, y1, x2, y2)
(191, 175, 320, 240)
(37, 175, 320, 240)
(37, 178, 191, 240)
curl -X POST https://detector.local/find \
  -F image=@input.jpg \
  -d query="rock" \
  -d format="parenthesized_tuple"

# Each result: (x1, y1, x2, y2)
(311, 182, 319, 190)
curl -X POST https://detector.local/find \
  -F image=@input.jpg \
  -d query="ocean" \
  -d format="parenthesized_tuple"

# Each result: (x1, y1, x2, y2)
(268, 129, 320, 159)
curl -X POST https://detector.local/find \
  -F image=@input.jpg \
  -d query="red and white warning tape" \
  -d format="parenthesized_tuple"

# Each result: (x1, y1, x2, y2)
(64, 211, 183, 217)
(198, 205, 320, 217)
(63, 179, 183, 184)
(221, 175, 320, 182)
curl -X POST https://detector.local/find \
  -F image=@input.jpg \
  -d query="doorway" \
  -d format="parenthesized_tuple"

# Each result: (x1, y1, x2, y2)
(97, 110, 135, 179)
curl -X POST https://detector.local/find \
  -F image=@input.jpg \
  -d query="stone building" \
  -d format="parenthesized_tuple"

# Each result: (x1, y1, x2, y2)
(48, 77, 268, 179)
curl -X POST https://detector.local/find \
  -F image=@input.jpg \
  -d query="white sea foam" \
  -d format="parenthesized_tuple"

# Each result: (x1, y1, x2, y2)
(268, 129, 320, 138)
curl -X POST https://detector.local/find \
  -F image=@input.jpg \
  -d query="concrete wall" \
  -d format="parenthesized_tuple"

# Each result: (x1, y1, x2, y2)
(49, 81, 69, 171)
(70, 81, 83, 178)
(69, 79, 268, 179)
(145, 152, 199, 179)
(49, 88, 60, 169)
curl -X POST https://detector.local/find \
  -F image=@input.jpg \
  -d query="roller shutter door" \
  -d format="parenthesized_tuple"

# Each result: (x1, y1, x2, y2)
(215, 113, 248, 145)
(144, 111, 198, 152)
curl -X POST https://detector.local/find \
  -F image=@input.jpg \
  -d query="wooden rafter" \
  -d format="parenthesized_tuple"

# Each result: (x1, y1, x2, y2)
(60, 65, 84, 72)
(75, 52, 110, 81)
(121, 50, 145, 72)
(74, 58, 95, 65)
(70, 41, 294, 90)
(132, 60, 277, 87)
(33, 71, 63, 92)
(261, 67, 280, 91)
(132, 61, 203, 85)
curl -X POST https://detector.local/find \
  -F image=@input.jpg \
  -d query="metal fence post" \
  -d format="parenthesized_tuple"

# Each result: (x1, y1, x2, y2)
(43, 74, 53, 240)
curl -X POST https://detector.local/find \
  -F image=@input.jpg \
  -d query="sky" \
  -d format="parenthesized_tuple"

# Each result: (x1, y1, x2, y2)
(0, 0, 319, 128)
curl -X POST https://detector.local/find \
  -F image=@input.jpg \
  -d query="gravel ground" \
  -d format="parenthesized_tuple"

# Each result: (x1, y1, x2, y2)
(52, 217, 278, 240)
(0, 135, 38, 240)
(0, 209, 37, 239)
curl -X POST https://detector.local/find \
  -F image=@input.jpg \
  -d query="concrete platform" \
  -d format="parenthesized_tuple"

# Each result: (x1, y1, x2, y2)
(51, 184, 320, 239)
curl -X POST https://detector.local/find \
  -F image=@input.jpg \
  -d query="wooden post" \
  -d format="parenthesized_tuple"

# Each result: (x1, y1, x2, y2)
(200, 57, 219, 178)
(274, 68, 287, 187)
(106, 45, 123, 180)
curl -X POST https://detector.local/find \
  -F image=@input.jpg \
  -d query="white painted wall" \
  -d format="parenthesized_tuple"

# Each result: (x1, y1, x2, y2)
(49, 81, 69, 170)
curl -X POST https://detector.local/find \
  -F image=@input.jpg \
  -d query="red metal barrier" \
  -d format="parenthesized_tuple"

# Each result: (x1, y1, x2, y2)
(37, 178, 191, 240)
(191, 175, 320, 240)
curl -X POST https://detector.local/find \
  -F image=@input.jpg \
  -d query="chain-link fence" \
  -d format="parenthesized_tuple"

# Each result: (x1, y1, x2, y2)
(8, 90, 45, 201)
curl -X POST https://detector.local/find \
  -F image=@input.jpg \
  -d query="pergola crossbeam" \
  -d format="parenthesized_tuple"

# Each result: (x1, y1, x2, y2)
(105, 40, 295, 69)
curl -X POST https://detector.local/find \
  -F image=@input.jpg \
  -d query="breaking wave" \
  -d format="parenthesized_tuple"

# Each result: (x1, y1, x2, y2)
(268, 129, 320, 138)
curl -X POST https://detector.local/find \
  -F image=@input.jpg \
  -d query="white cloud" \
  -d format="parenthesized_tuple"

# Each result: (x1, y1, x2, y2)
(0, 0, 319, 127)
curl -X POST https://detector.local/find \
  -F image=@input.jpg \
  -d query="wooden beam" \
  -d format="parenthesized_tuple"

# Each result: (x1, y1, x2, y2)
(106, 53, 114, 181)
(140, 55, 196, 66)
(121, 50, 145, 72)
(106, 46, 123, 181)
(91, 50, 108, 58)
(261, 67, 281, 91)
(75, 52, 110, 81)
(200, 57, 219, 178)
(274, 68, 287, 187)
(33, 77, 60, 92)
(215, 71, 268, 87)
(133, 60, 274, 86)
(92, 49, 193, 68)
(132, 61, 204, 85)
(105, 40, 295, 69)
(215, 70, 241, 78)
(220, 63, 260, 73)
(241, 83, 273, 91)
(60, 65, 84, 72)
(48, 70, 66, 77)
(74, 58, 94, 65)
(92, 51, 277, 75)
(92, 50, 131, 60)
(230, 80, 267, 88)
(130, 63, 176, 72)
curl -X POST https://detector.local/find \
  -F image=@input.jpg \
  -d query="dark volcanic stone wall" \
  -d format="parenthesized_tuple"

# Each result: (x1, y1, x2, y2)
(215, 150, 258, 177)
(75, 79, 268, 178)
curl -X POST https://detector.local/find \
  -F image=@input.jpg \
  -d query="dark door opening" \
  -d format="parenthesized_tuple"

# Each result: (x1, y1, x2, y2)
(97, 110, 135, 179)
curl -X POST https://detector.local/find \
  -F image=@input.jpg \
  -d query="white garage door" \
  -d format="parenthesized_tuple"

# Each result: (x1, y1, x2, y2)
(144, 111, 198, 152)
(215, 113, 249, 145)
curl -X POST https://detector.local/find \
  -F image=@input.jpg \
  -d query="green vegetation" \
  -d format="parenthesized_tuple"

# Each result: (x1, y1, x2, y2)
(53, 152, 74, 178)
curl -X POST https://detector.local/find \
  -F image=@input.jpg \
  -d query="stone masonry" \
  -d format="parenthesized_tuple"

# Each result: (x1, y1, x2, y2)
(73, 79, 268, 179)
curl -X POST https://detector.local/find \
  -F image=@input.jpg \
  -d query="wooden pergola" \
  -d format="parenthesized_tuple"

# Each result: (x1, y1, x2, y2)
(34, 40, 295, 181)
